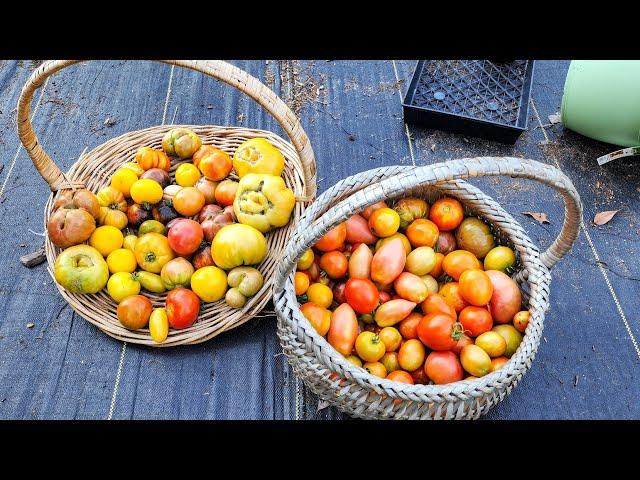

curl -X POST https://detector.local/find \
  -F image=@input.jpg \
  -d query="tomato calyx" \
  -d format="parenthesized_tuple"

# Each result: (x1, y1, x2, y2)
(141, 202, 153, 211)
(296, 294, 308, 303)
(451, 321, 465, 342)
(144, 252, 157, 263)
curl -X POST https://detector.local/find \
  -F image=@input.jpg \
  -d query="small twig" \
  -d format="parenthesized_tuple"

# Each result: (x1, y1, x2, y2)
(28, 229, 46, 237)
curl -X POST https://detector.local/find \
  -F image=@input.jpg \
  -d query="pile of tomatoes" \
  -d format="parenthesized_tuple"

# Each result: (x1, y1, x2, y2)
(49, 128, 295, 343)
(295, 196, 530, 385)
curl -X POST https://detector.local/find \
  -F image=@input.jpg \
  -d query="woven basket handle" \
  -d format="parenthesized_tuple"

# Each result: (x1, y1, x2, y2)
(283, 157, 582, 276)
(17, 60, 317, 199)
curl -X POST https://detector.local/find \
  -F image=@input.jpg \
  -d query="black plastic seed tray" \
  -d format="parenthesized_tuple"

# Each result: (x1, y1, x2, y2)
(403, 60, 535, 144)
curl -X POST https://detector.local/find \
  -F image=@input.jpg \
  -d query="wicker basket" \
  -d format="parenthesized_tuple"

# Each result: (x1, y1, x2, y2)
(18, 60, 316, 347)
(274, 157, 582, 419)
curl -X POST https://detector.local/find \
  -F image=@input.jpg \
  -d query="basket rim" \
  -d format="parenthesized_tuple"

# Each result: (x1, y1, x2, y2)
(274, 167, 553, 401)
(44, 123, 313, 347)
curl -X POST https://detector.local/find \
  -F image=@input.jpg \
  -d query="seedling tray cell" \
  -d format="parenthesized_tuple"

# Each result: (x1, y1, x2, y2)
(403, 60, 535, 144)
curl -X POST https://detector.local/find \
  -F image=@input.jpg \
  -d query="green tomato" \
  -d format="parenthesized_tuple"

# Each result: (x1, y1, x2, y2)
(54, 245, 109, 294)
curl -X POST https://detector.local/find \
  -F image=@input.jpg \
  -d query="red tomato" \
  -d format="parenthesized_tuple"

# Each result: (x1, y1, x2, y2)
(378, 291, 391, 304)
(442, 250, 482, 280)
(345, 214, 378, 244)
(319, 251, 348, 279)
(315, 223, 347, 252)
(167, 219, 204, 256)
(421, 292, 457, 318)
(416, 312, 463, 351)
(398, 312, 423, 339)
(410, 366, 430, 384)
(451, 334, 474, 355)
(393, 272, 429, 303)
(386, 370, 414, 384)
(458, 269, 494, 306)
(166, 287, 200, 329)
(486, 270, 522, 324)
(214, 180, 238, 207)
(348, 243, 373, 279)
(344, 278, 379, 314)
(370, 237, 406, 284)
(424, 351, 464, 384)
(328, 303, 359, 355)
(332, 281, 347, 304)
(458, 306, 493, 337)
(361, 201, 388, 220)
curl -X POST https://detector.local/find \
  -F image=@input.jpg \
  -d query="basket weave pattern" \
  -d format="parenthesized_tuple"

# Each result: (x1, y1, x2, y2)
(18, 61, 317, 347)
(274, 157, 581, 419)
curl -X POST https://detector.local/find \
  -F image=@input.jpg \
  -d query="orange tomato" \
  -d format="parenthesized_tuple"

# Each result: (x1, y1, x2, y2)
(420, 292, 457, 318)
(371, 237, 406, 284)
(348, 243, 373, 279)
(315, 223, 347, 252)
(429, 197, 464, 231)
(386, 370, 414, 384)
(361, 201, 388, 220)
(398, 312, 423, 340)
(295, 271, 310, 295)
(459, 306, 493, 337)
(378, 327, 402, 352)
(406, 218, 439, 248)
(364, 362, 388, 378)
(458, 269, 494, 306)
(214, 180, 239, 207)
(490, 356, 509, 372)
(513, 310, 530, 333)
(193, 145, 233, 181)
(439, 282, 469, 313)
(368, 207, 400, 238)
(300, 302, 331, 336)
(393, 272, 429, 303)
(397, 339, 426, 371)
(442, 250, 482, 280)
(319, 251, 348, 279)
(173, 187, 205, 217)
(430, 252, 445, 278)
(306, 283, 333, 309)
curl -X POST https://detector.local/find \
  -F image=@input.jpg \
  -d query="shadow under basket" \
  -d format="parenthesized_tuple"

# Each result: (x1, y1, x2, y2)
(274, 157, 581, 419)
(18, 60, 317, 347)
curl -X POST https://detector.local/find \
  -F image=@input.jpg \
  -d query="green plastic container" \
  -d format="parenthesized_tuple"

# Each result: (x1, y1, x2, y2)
(561, 60, 640, 149)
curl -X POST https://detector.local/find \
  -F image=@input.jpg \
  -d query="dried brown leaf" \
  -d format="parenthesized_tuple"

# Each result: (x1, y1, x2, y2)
(593, 210, 619, 225)
(522, 211, 550, 224)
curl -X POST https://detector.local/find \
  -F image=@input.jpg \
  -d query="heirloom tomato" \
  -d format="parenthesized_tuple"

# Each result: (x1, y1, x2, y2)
(232, 138, 284, 178)
(416, 312, 463, 351)
(166, 288, 200, 329)
(107, 271, 141, 303)
(458, 269, 493, 306)
(429, 197, 464, 231)
(393, 197, 429, 229)
(398, 339, 426, 371)
(162, 128, 202, 159)
(374, 299, 416, 327)
(435, 231, 457, 255)
(348, 243, 373, 279)
(106, 248, 137, 274)
(345, 214, 378, 244)
(89, 225, 124, 257)
(491, 325, 523, 358)
(195, 177, 218, 204)
(117, 295, 152, 330)
(475, 331, 507, 358)
(315, 223, 347, 252)
(140, 168, 171, 189)
(442, 250, 481, 280)
(295, 271, 310, 296)
(439, 282, 469, 313)
(136, 146, 171, 171)
(215, 179, 239, 207)
(368, 207, 400, 238)
(365, 362, 388, 378)
(160, 257, 195, 290)
(405, 246, 437, 276)
(110, 167, 138, 198)
(175, 163, 202, 187)
(193, 145, 233, 182)
(361, 201, 388, 220)
(328, 303, 358, 355)
(421, 292, 457, 318)
(96, 186, 127, 212)
(344, 278, 379, 314)
(53, 245, 109, 294)
(459, 306, 493, 337)
(371, 237, 406, 284)
(460, 345, 492, 377)
(227, 267, 263, 297)
(127, 203, 153, 227)
(168, 219, 203, 256)
(136, 271, 166, 294)
(211, 224, 267, 269)
(138, 220, 166, 236)
(456, 217, 495, 259)
(484, 246, 516, 273)
(381, 352, 400, 373)
(406, 218, 439, 248)
(300, 302, 331, 336)
(98, 207, 128, 230)
(297, 249, 315, 271)
(424, 351, 464, 385)
(130, 178, 163, 205)
(319, 251, 348, 279)
(355, 332, 386, 362)
(149, 308, 169, 343)
(485, 270, 522, 324)
(173, 187, 206, 217)
(190, 266, 228, 302)
(306, 283, 333, 309)
(134, 232, 175, 273)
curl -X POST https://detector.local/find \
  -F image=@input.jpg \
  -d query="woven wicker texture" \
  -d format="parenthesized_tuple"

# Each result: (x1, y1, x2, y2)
(274, 157, 582, 419)
(17, 61, 316, 347)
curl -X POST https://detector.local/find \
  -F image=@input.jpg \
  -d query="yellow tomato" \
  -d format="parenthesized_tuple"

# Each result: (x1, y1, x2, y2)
(190, 266, 228, 302)
(130, 179, 163, 205)
(297, 249, 315, 271)
(211, 224, 268, 270)
(306, 283, 333, 309)
(98, 207, 128, 230)
(110, 168, 138, 198)
(107, 272, 141, 303)
(106, 248, 137, 274)
(123, 234, 138, 251)
(175, 163, 202, 187)
(136, 271, 166, 294)
(89, 225, 124, 257)
(233, 138, 284, 178)
(121, 162, 145, 177)
(134, 232, 175, 273)
(149, 308, 169, 343)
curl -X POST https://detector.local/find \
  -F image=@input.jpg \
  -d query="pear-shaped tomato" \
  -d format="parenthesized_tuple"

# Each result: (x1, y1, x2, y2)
(393, 272, 429, 303)
(370, 237, 406, 285)
(485, 270, 522, 324)
(327, 303, 358, 355)
(374, 299, 417, 327)
(345, 214, 378, 245)
(348, 243, 373, 279)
